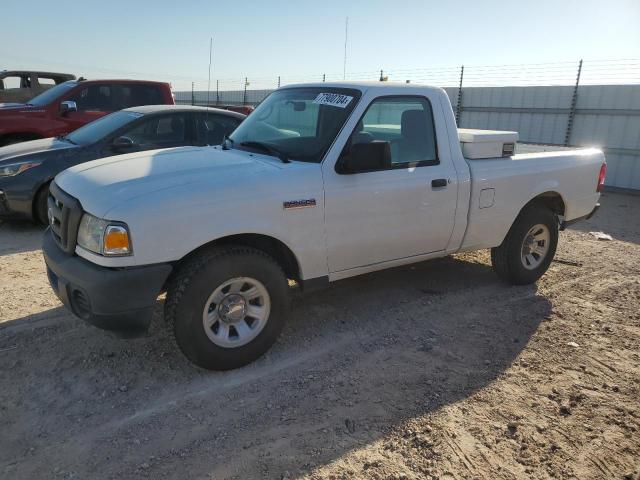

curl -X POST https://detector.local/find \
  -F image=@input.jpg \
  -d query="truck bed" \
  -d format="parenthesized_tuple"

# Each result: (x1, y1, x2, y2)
(459, 148, 604, 252)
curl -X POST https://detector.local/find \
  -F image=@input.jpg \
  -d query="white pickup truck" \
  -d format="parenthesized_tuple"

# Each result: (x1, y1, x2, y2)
(43, 82, 605, 370)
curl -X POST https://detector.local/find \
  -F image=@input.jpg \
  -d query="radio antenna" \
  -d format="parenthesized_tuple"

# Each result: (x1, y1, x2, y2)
(207, 37, 213, 107)
(343, 17, 348, 80)
(205, 37, 213, 144)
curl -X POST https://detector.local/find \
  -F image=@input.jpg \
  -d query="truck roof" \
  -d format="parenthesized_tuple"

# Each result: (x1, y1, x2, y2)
(74, 79, 171, 85)
(281, 81, 447, 95)
(1, 70, 75, 79)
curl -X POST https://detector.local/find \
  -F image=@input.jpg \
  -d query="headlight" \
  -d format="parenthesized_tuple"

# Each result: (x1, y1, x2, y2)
(77, 213, 132, 256)
(0, 161, 42, 177)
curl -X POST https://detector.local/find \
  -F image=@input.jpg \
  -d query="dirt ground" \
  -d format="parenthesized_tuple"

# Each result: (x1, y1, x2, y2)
(1, 192, 639, 480)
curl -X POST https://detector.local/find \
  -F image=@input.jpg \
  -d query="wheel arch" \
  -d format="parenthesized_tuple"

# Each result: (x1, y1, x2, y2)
(522, 191, 566, 219)
(32, 178, 54, 222)
(165, 233, 302, 289)
(495, 191, 565, 247)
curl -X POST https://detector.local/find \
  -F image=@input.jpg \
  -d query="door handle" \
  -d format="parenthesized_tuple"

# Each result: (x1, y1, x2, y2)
(431, 178, 448, 188)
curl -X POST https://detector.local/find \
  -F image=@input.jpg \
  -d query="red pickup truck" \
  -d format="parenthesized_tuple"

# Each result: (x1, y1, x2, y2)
(0, 79, 174, 146)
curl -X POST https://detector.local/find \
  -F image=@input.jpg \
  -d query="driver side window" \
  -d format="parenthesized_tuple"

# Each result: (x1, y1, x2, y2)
(351, 96, 438, 167)
(121, 114, 187, 147)
(69, 85, 115, 112)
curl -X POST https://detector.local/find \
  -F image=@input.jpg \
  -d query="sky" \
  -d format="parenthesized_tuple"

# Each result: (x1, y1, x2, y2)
(2, 0, 639, 90)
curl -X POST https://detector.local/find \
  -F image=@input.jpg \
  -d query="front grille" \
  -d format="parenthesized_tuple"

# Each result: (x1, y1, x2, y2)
(48, 182, 83, 254)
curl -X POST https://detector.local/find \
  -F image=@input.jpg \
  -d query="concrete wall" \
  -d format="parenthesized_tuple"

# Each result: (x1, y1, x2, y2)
(444, 85, 640, 190)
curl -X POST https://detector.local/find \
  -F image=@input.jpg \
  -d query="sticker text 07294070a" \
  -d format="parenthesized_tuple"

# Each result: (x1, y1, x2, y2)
(313, 93, 353, 108)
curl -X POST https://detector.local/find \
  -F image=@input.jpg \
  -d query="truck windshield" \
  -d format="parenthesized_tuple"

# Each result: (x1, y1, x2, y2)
(229, 87, 361, 163)
(27, 81, 77, 106)
(65, 110, 143, 145)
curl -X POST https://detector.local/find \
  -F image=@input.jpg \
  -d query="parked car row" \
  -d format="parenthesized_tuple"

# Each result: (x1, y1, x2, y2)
(0, 104, 244, 223)
(0, 74, 248, 224)
(0, 73, 606, 371)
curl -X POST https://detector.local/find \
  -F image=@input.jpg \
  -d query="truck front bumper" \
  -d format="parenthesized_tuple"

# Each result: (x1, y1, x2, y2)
(42, 229, 173, 335)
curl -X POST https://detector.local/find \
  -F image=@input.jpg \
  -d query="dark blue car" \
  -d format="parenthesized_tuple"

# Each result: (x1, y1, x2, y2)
(0, 105, 245, 223)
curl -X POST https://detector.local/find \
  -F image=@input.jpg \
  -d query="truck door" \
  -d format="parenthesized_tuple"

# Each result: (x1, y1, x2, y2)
(322, 94, 458, 274)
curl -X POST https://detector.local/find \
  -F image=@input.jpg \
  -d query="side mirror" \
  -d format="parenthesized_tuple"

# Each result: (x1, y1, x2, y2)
(338, 141, 392, 174)
(112, 136, 135, 151)
(59, 100, 77, 115)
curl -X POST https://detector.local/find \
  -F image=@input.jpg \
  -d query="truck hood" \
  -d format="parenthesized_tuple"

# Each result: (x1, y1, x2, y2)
(0, 137, 77, 162)
(55, 146, 281, 218)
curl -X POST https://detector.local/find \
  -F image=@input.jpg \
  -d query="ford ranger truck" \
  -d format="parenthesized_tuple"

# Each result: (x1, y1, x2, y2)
(42, 82, 605, 370)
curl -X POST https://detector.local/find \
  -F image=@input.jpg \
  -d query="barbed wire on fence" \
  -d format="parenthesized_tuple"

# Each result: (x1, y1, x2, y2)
(173, 58, 640, 108)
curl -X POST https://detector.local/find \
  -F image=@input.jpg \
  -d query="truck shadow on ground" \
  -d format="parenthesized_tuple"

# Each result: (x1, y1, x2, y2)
(0, 220, 44, 255)
(0, 254, 551, 479)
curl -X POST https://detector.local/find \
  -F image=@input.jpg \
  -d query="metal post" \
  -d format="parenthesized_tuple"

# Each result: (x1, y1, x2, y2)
(216, 80, 219, 105)
(322, 74, 326, 82)
(564, 59, 583, 146)
(191, 82, 194, 105)
(278, 76, 281, 88)
(243, 77, 248, 105)
(455, 65, 464, 126)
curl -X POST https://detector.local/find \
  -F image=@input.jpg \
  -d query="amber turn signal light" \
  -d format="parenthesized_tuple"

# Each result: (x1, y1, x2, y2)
(103, 225, 131, 255)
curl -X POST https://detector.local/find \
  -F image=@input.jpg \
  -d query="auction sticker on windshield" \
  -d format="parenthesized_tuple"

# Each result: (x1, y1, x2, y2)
(313, 93, 353, 108)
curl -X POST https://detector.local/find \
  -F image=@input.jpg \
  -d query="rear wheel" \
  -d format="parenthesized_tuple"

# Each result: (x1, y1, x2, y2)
(165, 246, 289, 370)
(491, 204, 559, 285)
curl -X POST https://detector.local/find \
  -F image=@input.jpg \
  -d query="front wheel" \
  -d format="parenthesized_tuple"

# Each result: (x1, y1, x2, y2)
(34, 182, 51, 225)
(491, 204, 559, 285)
(165, 246, 289, 370)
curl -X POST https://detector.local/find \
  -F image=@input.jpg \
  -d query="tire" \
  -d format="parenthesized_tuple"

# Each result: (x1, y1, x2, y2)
(491, 203, 559, 285)
(165, 246, 290, 370)
(34, 182, 51, 225)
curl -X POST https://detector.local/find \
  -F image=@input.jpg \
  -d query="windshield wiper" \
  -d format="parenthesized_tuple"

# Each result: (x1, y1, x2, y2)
(56, 135, 76, 145)
(239, 141, 291, 163)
